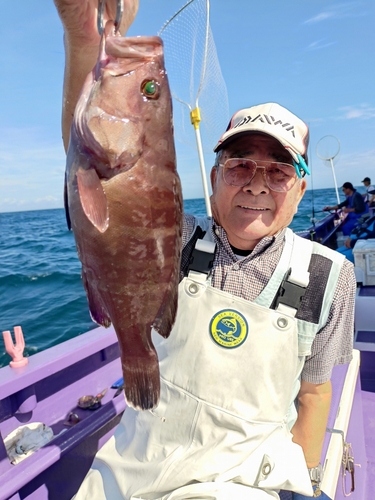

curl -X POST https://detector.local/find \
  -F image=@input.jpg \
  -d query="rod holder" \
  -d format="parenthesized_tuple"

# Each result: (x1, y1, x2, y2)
(2, 326, 28, 368)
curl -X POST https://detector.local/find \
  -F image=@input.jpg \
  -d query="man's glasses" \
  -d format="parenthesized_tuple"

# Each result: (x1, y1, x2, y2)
(218, 158, 300, 193)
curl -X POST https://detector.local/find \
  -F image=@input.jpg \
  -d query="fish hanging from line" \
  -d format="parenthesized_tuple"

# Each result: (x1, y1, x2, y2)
(64, 21, 182, 410)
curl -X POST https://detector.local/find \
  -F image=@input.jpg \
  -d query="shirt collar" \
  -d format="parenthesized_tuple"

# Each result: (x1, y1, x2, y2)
(211, 218, 287, 259)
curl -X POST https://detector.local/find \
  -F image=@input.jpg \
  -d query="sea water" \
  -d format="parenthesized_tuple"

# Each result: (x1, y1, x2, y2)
(0, 188, 355, 367)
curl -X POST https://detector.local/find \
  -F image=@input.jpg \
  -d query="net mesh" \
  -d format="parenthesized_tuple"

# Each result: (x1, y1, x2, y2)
(158, 0, 229, 153)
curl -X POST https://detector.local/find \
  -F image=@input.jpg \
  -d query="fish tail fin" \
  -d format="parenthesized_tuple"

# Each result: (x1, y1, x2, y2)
(152, 282, 178, 339)
(123, 355, 160, 410)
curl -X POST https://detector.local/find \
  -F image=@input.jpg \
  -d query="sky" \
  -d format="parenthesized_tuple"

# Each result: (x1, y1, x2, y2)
(1, 0, 374, 213)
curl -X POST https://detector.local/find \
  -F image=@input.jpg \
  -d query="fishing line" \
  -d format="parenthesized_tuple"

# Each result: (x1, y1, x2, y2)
(303, 125, 322, 241)
(308, 125, 316, 231)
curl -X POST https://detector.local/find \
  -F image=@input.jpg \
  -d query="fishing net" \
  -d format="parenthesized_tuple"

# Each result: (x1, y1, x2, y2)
(158, 0, 229, 154)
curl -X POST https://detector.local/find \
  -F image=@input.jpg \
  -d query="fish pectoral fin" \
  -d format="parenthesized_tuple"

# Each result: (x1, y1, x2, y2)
(82, 270, 111, 328)
(76, 168, 109, 233)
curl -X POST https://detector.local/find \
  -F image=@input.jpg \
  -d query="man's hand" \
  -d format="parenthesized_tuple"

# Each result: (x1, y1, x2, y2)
(53, 0, 139, 46)
(53, 0, 139, 150)
(344, 237, 352, 249)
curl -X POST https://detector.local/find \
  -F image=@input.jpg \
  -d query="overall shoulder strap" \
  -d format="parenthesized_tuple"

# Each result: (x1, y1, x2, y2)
(254, 229, 312, 315)
(180, 217, 216, 282)
(273, 233, 312, 317)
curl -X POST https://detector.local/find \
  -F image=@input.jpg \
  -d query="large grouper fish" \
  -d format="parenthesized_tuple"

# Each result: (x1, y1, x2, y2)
(65, 23, 182, 410)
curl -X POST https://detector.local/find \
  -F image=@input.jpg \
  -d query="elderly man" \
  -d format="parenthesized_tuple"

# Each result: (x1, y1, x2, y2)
(54, 1, 355, 499)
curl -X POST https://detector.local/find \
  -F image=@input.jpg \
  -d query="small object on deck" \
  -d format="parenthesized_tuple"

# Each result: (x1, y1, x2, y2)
(114, 385, 125, 397)
(111, 377, 124, 389)
(4, 423, 54, 465)
(64, 412, 80, 427)
(2, 326, 28, 368)
(78, 388, 108, 410)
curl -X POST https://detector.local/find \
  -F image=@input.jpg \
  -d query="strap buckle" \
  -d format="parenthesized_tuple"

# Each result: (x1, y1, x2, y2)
(274, 268, 307, 311)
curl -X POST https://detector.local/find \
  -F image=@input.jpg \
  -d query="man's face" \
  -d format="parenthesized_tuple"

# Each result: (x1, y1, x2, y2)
(210, 133, 307, 250)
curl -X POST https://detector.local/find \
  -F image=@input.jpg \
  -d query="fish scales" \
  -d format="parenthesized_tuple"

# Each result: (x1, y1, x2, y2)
(65, 24, 182, 410)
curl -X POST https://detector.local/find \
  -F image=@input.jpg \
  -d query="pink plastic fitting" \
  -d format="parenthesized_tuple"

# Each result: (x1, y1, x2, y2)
(2, 326, 29, 368)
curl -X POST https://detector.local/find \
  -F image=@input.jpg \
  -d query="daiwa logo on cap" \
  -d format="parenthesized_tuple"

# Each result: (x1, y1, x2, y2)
(213, 102, 309, 161)
(233, 113, 296, 138)
(209, 309, 248, 349)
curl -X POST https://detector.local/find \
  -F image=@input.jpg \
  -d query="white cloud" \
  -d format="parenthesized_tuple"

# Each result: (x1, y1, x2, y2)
(305, 39, 337, 51)
(304, 3, 366, 25)
(311, 148, 375, 190)
(305, 12, 336, 24)
(338, 104, 375, 120)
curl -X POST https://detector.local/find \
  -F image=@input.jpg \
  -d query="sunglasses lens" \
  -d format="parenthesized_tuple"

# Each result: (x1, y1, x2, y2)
(265, 164, 297, 192)
(223, 159, 256, 186)
(223, 159, 296, 192)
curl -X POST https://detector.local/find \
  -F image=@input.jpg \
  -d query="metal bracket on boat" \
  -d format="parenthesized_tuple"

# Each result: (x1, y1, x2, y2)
(326, 427, 361, 496)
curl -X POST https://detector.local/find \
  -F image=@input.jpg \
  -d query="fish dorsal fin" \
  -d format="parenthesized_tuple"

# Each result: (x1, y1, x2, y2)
(76, 168, 109, 233)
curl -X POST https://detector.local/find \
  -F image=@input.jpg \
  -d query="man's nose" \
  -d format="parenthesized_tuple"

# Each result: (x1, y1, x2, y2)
(242, 168, 269, 194)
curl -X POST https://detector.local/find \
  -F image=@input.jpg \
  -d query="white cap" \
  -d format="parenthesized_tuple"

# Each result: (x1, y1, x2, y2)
(214, 102, 309, 164)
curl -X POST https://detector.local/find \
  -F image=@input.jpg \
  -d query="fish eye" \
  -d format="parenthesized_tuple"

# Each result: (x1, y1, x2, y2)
(141, 80, 159, 99)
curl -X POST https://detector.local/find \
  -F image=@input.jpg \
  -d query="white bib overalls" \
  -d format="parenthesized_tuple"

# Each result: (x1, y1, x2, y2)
(74, 227, 344, 499)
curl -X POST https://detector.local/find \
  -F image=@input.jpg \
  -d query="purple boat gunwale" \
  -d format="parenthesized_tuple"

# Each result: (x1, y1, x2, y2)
(0, 326, 126, 500)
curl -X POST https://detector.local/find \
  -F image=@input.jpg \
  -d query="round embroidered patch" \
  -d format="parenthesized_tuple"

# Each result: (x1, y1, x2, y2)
(209, 309, 248, 349)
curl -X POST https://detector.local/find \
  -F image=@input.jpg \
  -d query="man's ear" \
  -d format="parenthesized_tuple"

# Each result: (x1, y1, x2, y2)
(210, 166, 218, 191)
(298, 178, 307, 203)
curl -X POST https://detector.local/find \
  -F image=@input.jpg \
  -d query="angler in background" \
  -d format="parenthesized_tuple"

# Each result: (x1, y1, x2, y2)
(323, 181, 368, 235)
(54, 1, 355, 499)
(361, 177, 375, 208)
(337, 214, 375, 264)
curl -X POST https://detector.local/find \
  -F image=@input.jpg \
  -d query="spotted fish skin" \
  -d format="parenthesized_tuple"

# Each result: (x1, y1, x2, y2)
(65, 26, 182, 410)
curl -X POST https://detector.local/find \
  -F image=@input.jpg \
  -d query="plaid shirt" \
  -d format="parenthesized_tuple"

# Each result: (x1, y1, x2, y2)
(182, 214, 355, 384)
